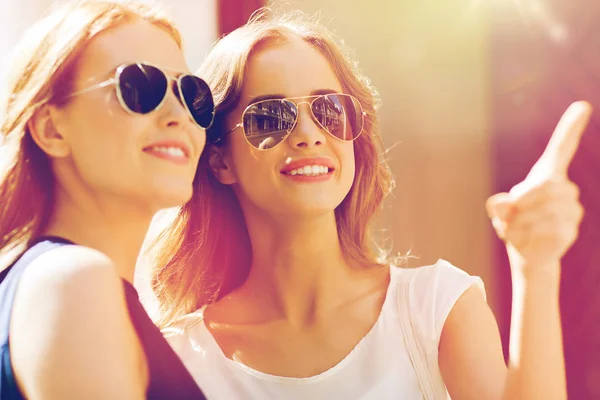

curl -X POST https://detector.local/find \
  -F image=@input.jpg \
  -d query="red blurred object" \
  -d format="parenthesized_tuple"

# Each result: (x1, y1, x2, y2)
(490, 1, 600, 398)
(218, 0, 265, 36)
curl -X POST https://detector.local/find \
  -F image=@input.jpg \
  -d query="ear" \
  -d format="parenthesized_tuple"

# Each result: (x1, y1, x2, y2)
(208, 144, 237, 185)
(27, 105, 70, 158)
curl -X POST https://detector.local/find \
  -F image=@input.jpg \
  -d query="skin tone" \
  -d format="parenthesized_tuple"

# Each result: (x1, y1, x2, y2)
(207, 37, 389, 377)
(9, 19, 206, 399)
(208, 36, 591, 400)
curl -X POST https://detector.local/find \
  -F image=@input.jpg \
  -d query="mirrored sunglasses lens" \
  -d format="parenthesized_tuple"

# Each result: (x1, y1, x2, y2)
(242, 100, 297, 149)
(312, 94, 363, 141)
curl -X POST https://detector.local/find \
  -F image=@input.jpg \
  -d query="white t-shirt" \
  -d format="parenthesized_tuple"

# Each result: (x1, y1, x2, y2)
(164, 260, 485, 399)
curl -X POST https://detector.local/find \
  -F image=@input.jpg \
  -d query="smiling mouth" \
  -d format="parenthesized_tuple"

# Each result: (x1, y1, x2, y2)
(144, 145, 188, 158)
(282, 164, 332, 176)
(142, 145, 191, 165)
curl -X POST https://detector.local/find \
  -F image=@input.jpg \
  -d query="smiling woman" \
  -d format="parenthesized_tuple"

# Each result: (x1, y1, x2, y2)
(0, 1, 212, 399)
(152, 7, 590, 400)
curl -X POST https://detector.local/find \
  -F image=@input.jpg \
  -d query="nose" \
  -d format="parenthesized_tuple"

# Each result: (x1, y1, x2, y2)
(159, 80, 191, 129)
(287, 102, 327, 149)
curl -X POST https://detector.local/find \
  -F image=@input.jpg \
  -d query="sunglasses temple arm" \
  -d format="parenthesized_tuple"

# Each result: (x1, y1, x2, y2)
(222, 123, 243, 137)
(66, 78, 116, 99)
(214, 123, 243, 143)
(29, 78, 117, 110)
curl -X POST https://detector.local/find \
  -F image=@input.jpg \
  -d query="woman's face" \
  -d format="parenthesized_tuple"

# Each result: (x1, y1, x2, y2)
(49, 19, 206, 211)
(220, 38, 356, 218)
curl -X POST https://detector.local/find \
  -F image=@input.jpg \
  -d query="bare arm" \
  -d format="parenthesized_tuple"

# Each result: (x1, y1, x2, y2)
(439, 286, 506, 400)
(9, 246, 147, 400)
(439, 270, 563, 400)
(503, 264, 564, 399)
(440, 101, 592, 400)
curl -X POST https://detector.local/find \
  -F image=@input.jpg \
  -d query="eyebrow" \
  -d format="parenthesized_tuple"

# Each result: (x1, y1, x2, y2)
(245, 89, 340, 106)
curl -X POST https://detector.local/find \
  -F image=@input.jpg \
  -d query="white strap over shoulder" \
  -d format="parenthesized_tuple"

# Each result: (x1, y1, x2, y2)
(396, 268, 449, 400)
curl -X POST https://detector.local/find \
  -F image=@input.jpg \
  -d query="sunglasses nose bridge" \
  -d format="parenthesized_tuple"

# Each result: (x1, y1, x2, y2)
(169, 76, 183, 100)
(287, 101, 329, 148)
(164, 73, 188, 100)
(294, 101, 318, 126)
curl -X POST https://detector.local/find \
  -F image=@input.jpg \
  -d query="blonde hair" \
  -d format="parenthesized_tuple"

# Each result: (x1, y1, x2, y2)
(0, 0, 182, 255)
(152, 9, 395, 328)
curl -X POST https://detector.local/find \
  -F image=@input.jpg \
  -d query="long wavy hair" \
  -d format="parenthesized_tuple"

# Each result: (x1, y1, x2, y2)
(151, 9, 395, 328)
(0, 0, 182, 259)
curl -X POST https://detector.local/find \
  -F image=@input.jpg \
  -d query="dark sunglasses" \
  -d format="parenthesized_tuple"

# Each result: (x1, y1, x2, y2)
(219, 93, 366, 150)
(66, 62, 215, 129)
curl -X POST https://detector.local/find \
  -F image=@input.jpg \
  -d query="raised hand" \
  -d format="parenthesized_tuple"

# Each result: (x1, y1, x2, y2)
(486, 101, 592, 271)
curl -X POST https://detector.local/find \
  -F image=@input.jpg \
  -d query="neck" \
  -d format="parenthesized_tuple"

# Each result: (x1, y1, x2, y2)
(43, 186, 154, 284)
(241, 210, 363, 325)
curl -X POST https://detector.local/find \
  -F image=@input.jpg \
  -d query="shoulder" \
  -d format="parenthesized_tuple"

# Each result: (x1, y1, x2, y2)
(394, 259, 486, 341)
(10, 245, 146, 398)
(16, 244, 124, 313)
(14, 244, 125, 316)
(438, 273, 505, 398)
(24, 243, 118, 280)
(398, 259, 485, 298)
(12, 243, 130, 338)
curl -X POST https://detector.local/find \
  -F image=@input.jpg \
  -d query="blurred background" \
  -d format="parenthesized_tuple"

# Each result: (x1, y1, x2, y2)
(1, 0, 599, 398)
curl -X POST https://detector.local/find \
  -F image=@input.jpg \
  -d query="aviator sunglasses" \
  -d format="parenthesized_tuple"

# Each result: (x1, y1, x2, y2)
(65, 62, 215, 129)
(218, 93, 366, 150)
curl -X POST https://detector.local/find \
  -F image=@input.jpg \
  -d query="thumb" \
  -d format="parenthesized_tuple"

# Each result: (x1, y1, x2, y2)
(486, 192, 515, 221)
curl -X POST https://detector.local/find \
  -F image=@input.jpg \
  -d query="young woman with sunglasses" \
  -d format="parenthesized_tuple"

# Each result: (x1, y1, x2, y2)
(153, 10, 590, 400)
(0, 1, 214, 399)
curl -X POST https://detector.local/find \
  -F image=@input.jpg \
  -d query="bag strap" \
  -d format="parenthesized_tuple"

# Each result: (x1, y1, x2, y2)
(397, 269, 446, 399)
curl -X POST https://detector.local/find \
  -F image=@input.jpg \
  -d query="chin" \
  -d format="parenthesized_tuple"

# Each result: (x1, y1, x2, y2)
(152, 186, 194, 210)
(284, 201, 341, 217)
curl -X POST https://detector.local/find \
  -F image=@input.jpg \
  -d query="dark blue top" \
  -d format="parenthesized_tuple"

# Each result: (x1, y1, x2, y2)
(0, 237, 205, 400)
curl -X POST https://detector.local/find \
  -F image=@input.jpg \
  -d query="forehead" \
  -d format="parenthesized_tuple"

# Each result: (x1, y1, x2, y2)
(74, 19, 188, 80)
(240, 38, 344, 100)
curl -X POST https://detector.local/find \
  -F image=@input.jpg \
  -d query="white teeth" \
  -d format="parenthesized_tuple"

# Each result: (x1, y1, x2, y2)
(150, 146, 186, 158)
(285, 165, 331, 176)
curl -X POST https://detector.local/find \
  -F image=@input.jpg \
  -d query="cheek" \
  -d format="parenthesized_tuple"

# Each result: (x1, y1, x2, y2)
(66, 113, 143, 180)
(232, 148, 269, 185)
(192, 129, 207, 162)
(229, 141, 279, 196)
(339, 143, 356, 184)
(72, 133, 134, 183)
(229, 133, 261, 175)
(74, 88, 124, 123)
